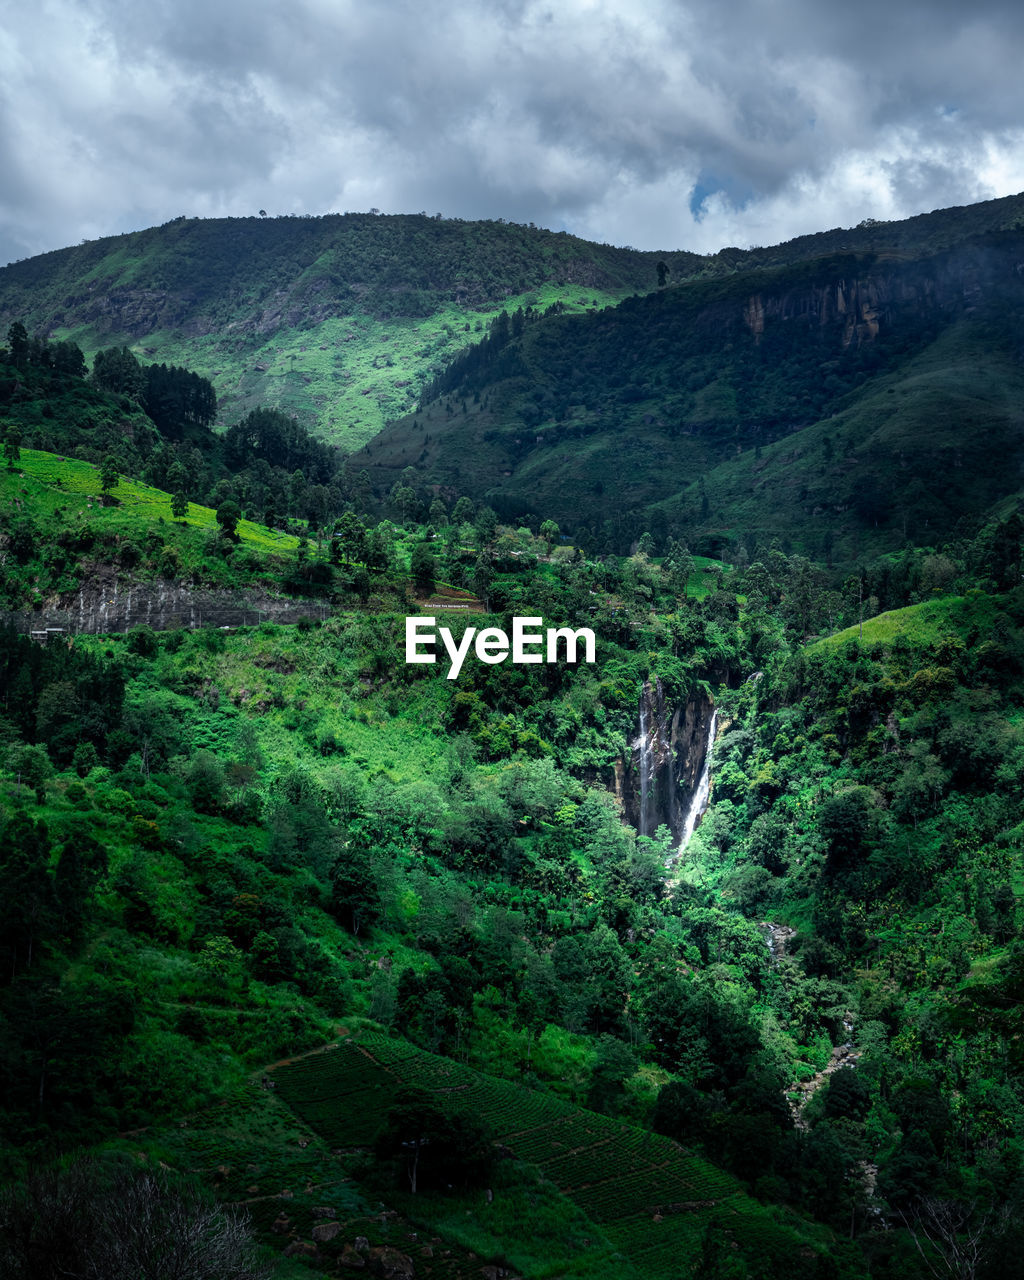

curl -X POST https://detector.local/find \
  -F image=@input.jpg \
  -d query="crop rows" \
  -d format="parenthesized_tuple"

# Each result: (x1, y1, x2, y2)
(488, 1101, 573, 1147)
(292, 1038, 740, 1224)
(457, 1080, 563, 1127)
(273, 1044, 379, 1096)
(274, 1037, 818, 1275)
(367, 1047, 474, 1093)
(361, 1038, 572, 1136)
(572, 1165, 701, 1220)
(274, 1043, 401, 1145)
(605, 1211, 706, 1272)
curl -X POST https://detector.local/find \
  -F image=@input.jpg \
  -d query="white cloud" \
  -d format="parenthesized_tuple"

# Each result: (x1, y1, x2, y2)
(0, 0, 1022, 264)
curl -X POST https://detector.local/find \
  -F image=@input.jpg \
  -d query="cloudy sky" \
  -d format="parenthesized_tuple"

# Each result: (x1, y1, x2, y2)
(2, 0, 1023, 264)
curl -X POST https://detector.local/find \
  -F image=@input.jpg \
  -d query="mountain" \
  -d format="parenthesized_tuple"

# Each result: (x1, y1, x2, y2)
(0, 213, 680, 449)
(6, 195, 1024, 565)
(7, 194, 1024, 1278)
(356, 195, 1024, 561)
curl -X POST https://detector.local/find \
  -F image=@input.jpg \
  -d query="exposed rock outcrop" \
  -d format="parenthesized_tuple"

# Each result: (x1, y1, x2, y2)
(3, 575, 325, 635)
(728, 243, 1017, 351)
(618, 679, 715, 844)
(367, 1246, 415, 1279)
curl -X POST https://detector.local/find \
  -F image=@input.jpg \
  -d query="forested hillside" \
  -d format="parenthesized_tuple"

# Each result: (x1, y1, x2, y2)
(360, 225, 1024, 562)
(4, 454, 1024, 1275)
(0, 213, 673, 448)
(0, 326, 374, 613)
(4, 191, 1022, 460)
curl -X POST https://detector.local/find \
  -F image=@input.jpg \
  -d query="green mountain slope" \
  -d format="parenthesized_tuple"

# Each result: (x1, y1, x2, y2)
(4, 190, 1021, 461)
(0, 213, 681, 448)
(357, 225, 1024, 560)
(0, 448, 297, 610)
(6, 192, 1024, 1278)
(671, 316, 1024, 562)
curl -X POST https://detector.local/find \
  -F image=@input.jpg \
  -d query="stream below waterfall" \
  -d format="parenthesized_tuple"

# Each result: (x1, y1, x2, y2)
(758, 922, 885, 1222)
(759, 921, 860, 1129)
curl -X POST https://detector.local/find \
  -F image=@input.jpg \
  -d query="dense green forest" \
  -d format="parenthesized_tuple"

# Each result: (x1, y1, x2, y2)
(4, 482, 1024, 1275)
(358, 230, 1024, 562)
(4, 197, 1024, 1278)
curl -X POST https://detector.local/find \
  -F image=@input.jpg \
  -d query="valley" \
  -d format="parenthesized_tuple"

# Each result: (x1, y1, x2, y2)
(3, 195, 1024, 1279)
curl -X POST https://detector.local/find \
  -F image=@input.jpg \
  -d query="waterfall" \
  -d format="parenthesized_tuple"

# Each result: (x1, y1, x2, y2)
(678, 710, 717, 852)
(760, 920, 796, 964)
(633, 695, 651, 837)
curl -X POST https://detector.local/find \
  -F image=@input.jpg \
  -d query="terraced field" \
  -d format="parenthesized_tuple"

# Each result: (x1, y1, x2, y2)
(126, 1083, 489, 1280)
(273, 1034, 837, 1277)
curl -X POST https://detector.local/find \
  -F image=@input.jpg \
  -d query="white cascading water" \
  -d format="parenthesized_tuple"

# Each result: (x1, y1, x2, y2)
(678, 710, 717, 853)
(634, 695, 651, 837)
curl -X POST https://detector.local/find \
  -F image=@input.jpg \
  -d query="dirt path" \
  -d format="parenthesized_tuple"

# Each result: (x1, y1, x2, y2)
(256, 1032, 350, 1082)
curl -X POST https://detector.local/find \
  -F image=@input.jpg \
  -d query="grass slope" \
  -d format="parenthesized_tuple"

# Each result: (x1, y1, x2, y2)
(7, 448, 299, 553)
(808, 589, 1002, 652)
(0, 449, 303, 609)
(134, 283, 637, 451)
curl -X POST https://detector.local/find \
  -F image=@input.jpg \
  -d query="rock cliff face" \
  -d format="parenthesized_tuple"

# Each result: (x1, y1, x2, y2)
(4, 575, 324, 635)
(617, 679, 716, 844)
(724, 239, 1024, 350)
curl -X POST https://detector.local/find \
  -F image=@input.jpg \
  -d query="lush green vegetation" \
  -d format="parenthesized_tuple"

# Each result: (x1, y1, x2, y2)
(273, 1035, 833, 1277)
(5, 194, 1024, 1278)
(0, 329, 357, 528)
(4, 495, 1024, 1275)
(361, 230, 1024, 563)
(0, 447, 332, 611)
(0, 213, 679, 447)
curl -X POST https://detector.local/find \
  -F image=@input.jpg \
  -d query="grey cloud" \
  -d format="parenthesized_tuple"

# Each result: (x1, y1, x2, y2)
(0, 0, 1022, 266)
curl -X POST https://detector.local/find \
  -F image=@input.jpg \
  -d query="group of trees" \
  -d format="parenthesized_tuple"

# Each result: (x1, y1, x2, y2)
(2, 515, 1024, 1273)
(5, 321, 87, 379)
(0, 324, 359, 536)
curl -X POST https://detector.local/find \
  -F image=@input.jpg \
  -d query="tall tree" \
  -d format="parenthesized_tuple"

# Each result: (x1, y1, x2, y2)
(216, 499, 241, 538)
(6, 321, 29, 369)
(92, 347, 145, 401)
(4, 426, 22, 471)
(411, 541, 437, 594)
(99, 455, 120, 497)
